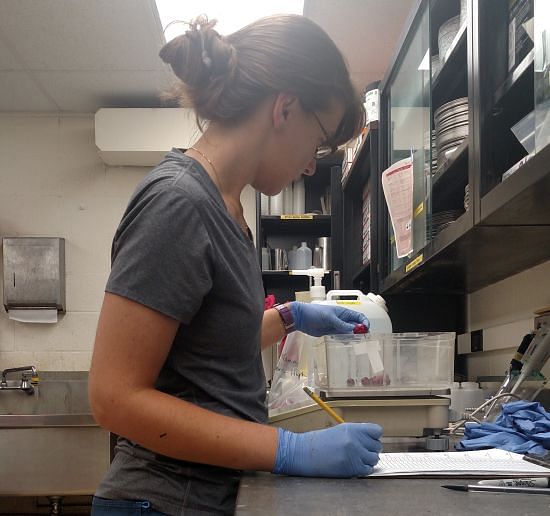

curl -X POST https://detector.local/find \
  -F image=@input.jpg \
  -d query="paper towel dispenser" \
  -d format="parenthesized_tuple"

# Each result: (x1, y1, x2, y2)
(2, 237, 65, 313)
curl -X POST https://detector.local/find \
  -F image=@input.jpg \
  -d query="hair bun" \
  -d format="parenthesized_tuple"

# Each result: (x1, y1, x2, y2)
(159, 16, 236, 88)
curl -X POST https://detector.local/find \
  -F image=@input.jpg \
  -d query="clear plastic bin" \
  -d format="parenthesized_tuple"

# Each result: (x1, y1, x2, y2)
(313, 332, 455, 394)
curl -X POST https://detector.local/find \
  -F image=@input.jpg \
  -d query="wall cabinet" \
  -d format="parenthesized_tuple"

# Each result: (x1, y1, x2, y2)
(375, 0, 550, 302)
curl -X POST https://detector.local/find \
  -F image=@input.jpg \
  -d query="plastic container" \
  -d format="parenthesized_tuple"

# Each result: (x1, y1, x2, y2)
(270, 192, 283, 215)
(260, 194, 270, 216)
(282, 184, 293, 214)
(292, 178, 305, 214)
(313, 332, 455, 394)
(295, 242, 312, 269)
(316, 290, 392, 333)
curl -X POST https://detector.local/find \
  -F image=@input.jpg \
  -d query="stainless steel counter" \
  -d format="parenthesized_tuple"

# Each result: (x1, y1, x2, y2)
(235, 438, 550, 516)
(235, 474, 550, 516)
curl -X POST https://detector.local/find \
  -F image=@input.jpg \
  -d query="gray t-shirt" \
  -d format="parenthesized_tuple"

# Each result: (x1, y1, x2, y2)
(95, 149, 266, 515)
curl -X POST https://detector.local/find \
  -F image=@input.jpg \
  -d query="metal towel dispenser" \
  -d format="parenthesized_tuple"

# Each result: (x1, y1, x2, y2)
(2, 237, 65, 312)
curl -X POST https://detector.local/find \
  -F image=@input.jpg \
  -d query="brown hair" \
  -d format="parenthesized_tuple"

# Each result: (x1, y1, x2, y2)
(159, 14, 364, 146)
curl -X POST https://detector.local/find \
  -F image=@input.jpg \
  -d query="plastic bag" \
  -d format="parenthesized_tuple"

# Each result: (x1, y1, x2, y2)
(267, 331, 316, 414)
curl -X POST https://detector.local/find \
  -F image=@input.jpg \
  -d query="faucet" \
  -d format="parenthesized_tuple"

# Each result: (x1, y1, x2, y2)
(0, 365, 39, 395)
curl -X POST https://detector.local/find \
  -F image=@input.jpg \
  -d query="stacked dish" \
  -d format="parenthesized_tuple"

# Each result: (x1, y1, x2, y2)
(438, 15, 460, 65)
(434, 97, 468, 166)
(428, 209, 463, 240)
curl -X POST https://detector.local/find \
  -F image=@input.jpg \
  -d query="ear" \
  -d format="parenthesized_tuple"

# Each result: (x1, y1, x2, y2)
(272, 92, 298, 130)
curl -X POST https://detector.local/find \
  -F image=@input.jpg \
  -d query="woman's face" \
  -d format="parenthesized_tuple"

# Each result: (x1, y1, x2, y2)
(254, 97, 345, 195)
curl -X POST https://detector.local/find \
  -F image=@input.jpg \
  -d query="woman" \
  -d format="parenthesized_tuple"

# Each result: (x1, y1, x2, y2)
(89, 14, 382, 516)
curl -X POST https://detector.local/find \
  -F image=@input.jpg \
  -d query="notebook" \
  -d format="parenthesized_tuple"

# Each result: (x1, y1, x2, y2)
(370, 449, 550, 477)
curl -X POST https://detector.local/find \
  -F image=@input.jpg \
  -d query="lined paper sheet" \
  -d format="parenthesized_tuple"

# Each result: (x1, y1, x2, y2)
(371, 449, 550, 477)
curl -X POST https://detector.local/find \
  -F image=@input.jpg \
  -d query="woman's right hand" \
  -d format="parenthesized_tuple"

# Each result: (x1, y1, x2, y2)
(272, 423, 383, 478)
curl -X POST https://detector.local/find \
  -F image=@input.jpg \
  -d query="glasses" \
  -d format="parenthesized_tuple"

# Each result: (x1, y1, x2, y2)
(311, 111, 337, 159)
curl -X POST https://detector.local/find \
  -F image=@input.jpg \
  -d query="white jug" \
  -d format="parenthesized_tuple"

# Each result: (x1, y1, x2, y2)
(315, 290, 392, 333)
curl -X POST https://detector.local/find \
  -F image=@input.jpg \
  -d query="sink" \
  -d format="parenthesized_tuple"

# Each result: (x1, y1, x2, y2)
(0, 371, 110, 497)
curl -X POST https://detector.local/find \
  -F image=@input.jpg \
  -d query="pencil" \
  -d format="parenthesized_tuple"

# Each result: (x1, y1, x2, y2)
(303, 386, 345, 424)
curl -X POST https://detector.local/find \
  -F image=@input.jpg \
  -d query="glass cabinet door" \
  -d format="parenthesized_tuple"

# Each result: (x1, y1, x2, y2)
(534, 0, 550, 152)
(381, 0, 470, 283)
(385, 6, 431, 273)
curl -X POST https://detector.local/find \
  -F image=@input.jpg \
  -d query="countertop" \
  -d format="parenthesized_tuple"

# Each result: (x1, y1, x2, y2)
(235, 438, 550, 516)
(235, 474, 550, 516)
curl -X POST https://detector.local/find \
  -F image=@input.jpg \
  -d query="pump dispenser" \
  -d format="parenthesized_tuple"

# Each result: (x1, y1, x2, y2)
(290, 268, 326, 301)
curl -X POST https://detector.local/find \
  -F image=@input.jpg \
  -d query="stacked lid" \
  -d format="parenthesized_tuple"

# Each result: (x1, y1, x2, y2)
(434, 97, 468, 166)
(428, 209, 463, 240)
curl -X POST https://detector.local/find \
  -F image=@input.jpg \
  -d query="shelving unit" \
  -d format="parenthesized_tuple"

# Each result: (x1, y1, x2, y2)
(341, 123, 379, 293)
(256, 161, 343, 303)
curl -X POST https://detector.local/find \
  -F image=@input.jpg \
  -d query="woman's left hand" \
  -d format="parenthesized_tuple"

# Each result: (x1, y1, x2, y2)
(289, 302, 369, 337)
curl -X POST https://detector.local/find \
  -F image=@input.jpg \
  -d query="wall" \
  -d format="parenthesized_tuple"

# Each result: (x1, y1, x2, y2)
(464, 259, 550, 381)
(0, 113, 257, 372)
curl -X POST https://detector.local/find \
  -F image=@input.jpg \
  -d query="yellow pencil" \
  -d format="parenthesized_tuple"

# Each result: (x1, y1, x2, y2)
(303, 386, 345, 424)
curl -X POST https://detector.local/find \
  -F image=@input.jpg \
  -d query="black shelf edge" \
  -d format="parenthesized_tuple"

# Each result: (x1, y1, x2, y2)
(380, 222, 550, 295)
(494, 50, 534, 106)
(381, 209, 472, 294)
(432, 139, 468, 188)
(480, 142, 550, 225)
(352, 261, 371, 283)
(262, 271, 331, 276)
(341, 122, 378, 192)
(431, 23, 467, 90)
(260, 215, 331, 221)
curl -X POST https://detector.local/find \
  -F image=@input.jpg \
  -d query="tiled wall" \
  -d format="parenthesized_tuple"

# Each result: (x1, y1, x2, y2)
(0, 113, 147, 370)
(0, 113, 257, 372)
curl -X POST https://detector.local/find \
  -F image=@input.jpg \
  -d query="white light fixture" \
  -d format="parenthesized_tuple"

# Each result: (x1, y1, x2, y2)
(155, 0, 304, 42)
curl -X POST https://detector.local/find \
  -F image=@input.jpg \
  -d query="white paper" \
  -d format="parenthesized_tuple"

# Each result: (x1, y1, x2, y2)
(370, 449, 550, 477)
(381, 156, 414, 258)
(8, 308, 58, 323)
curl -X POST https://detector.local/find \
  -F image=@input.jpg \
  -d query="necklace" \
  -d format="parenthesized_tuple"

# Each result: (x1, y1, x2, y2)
(188, 147, 249, 234)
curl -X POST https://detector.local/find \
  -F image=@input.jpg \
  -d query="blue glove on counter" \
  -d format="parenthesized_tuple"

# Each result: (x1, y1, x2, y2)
(289, 302, 370, 336)
(273, 423, 383, 478)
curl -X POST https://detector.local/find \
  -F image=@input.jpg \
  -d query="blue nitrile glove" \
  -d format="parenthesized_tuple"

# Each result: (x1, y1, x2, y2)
(273, 423, 383, 478)
(289, 302, 370, 336)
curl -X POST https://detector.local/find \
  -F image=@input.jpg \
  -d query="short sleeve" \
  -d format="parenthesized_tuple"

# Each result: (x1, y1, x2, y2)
(106, 186, 214, 324)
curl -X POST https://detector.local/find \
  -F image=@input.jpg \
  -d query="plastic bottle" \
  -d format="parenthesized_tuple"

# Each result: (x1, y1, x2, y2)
(295, 242, 312, 269)
(315, 290, 392, 333)
(292, 178, 305, 214)
(288, 245, 298, 270)
(461, 382, 485, 413)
